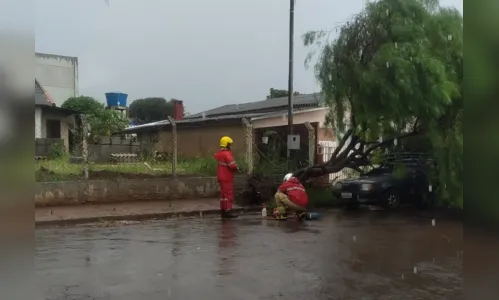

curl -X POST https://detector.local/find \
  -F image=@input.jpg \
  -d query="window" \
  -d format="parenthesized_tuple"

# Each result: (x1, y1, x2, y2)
(46, 119, 61, 139)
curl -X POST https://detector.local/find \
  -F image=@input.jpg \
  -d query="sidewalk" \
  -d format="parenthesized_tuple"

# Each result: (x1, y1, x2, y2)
(35, 199, 253, 226)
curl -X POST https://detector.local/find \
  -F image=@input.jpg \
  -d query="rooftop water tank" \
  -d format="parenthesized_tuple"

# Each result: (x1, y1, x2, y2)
(105, 92, 128, 108)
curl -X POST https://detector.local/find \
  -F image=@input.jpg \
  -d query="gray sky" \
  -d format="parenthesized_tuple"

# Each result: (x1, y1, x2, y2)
(35, 0, 462, 114)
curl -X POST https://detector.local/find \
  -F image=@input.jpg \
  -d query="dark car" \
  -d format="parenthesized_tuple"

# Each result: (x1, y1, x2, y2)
(332, 156, 434, 210)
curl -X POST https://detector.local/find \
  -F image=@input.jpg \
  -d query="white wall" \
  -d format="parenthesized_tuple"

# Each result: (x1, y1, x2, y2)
(35, 107, 42, 138)
(252, 108, 329, 129)
(35, 53, 79, 106)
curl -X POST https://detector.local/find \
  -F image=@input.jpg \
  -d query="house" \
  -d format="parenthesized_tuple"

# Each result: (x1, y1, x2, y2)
(119, 93, 337, 160)
(35, 79, 79, 156)
(187, 93, 324, 119)
(184, 92, 335, 139)
(35, 52, 79, 106)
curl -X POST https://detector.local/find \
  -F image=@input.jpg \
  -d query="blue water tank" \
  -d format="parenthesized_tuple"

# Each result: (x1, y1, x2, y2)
(105, 92, 128, 108)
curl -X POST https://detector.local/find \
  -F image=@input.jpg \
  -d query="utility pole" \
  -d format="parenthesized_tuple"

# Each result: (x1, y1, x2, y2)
(287, 0, 295, 169)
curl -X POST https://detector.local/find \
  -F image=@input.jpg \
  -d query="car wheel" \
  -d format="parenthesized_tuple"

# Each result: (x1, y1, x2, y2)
(381, 190, 400, 210)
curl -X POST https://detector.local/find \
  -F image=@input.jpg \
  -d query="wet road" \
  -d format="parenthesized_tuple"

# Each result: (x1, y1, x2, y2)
(36, 211, 462, 300)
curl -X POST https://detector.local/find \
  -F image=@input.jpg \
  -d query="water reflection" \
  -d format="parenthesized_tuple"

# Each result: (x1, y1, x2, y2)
(36, 213, 463, 300)
(217, 220, 238, 276)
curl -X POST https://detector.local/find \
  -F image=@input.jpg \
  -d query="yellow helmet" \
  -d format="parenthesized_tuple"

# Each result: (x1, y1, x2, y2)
(220, 136, 234, 148)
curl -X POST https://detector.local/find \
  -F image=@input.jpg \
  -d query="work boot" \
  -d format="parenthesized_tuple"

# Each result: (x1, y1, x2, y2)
(221, 210, 238, 219)
(273, 209, 287, 220)
(274, 213, 287, 220)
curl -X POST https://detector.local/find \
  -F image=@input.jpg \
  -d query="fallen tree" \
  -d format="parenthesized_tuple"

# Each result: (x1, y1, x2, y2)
(293, 124, 422, 182)
(294, 0, 463, 206)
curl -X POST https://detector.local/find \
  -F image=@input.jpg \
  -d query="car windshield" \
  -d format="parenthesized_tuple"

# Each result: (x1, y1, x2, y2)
(361, 167, 393, 176)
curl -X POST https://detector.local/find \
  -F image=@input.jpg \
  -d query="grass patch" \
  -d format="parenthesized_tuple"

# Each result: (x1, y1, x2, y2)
(177, 154, 253, 177)
(35, 155, 224, 182)
(177, 156, 217, 176)
(253, 159, 288, 176)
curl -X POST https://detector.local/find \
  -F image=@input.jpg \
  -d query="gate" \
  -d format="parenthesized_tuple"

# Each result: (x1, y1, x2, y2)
(318, 141, 359, 182)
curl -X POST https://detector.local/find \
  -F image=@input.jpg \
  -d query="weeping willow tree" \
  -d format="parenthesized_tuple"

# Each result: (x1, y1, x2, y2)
(295, 0, 462, 207)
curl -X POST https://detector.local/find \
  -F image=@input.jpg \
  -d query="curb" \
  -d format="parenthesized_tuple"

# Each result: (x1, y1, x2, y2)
(35, 207, 261, 227)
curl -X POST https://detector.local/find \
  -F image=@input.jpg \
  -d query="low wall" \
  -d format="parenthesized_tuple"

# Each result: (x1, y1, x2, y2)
(35, 176, 249, 207)
(75, 138, 155, 163)
(36, 138, 64, 156)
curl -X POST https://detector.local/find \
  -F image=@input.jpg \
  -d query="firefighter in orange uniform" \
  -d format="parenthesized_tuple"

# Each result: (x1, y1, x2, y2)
(214, 136, 239, 219)
(273, 173, 309, 220)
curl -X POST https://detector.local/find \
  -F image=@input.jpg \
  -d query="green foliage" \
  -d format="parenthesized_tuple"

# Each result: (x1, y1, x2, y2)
(266, 88, 300, 99)
(254, 132, 290, 174)
(177, 157, 218, 176)
(129, 97, 174, 124)
(88, 108, 130, 137)
(61, 96, 129, 140)
(178, 154, 252, 176)
(306, 187, 339, 208)
(254, 158, 288, 176)
(254, 146, 288, 176)
(303, 0, 462, 206)
(35, 156, 230, 182)
(62, 96, 103, 115)
(393, 164, 408, 179)
(48, 142, 65, 159)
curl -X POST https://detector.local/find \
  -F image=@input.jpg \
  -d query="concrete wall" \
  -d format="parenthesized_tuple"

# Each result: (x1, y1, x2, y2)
(141, 124, 247, 158)
(35, 107, 42, 138)
(34, 176, 249, 207)
(86, 138, 155, 163)
(35, 52, 78, 106)
(72, 138, 155, 162)
(35, 138, 64, 157)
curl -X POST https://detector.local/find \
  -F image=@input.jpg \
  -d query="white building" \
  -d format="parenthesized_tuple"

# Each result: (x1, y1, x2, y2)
(35, 52, 79, 106)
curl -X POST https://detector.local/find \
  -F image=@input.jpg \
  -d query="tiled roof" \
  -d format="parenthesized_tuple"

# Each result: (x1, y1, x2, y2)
(187, 93, 324, 119)
(35, 79, 54, 106)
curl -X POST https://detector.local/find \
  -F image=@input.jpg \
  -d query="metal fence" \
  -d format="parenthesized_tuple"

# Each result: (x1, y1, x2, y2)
(318, 141, 360, 182)
(253, 122, 317, 174)
(36, 114, 359, 183)
(35, 116, 260, 181)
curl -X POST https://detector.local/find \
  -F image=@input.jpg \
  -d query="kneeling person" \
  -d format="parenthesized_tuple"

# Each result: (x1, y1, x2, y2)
(273, 173, 308, 220)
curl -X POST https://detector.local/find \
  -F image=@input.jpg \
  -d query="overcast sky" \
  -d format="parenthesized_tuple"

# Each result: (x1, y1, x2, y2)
(35, 0, 462, 114)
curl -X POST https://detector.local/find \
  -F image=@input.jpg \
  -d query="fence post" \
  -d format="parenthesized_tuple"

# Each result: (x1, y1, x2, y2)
(167, 116, 178, 177)
(304, 122, 315, 167)
(80, 114, 89, 179)
(241, 118, 253, 175)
